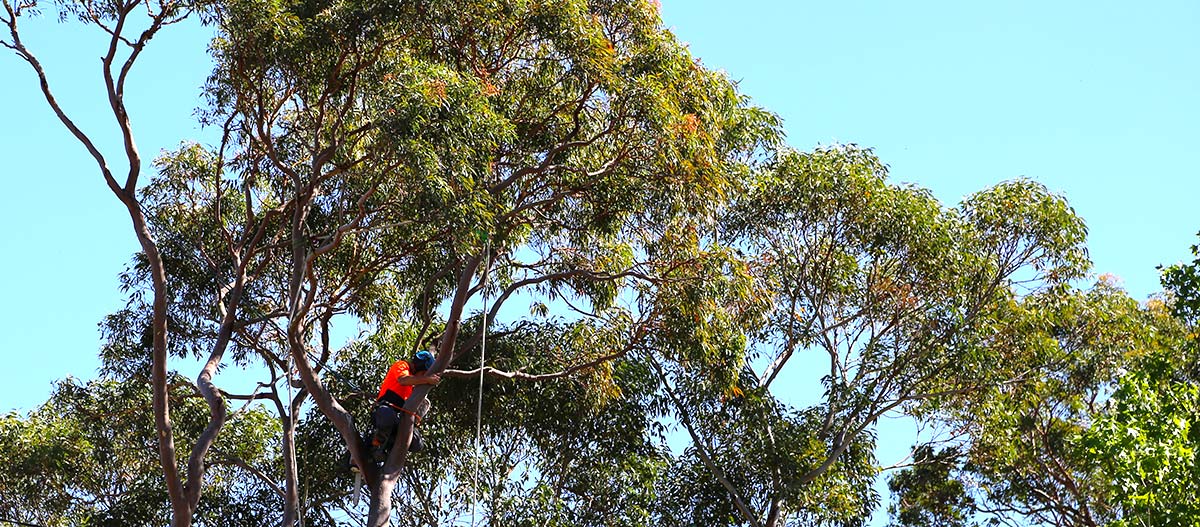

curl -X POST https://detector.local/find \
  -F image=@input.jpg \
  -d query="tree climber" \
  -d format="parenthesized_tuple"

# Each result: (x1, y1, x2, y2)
(369, 349, 440, 462)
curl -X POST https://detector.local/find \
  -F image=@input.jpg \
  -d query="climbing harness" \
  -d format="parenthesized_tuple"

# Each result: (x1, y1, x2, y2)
(378, 398, 425, 426)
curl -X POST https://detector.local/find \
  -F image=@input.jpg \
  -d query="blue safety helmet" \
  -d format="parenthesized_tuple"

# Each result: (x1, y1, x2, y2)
(412, 350, 435, 372)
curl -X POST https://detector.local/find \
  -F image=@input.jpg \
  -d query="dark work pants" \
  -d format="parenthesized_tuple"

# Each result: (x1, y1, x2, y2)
(372, 404, 424, 452)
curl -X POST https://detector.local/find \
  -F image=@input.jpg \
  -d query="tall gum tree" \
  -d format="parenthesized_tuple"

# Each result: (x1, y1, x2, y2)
(0, 2, 250, 526)
(193, 0, 781, 524)
(649, 146, 1092, 526)
(888, 260, 1200, 526)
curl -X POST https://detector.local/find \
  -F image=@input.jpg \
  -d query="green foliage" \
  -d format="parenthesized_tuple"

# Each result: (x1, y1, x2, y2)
(887, 446, 975, 527)
(705, 144, 1093, 526)
(1079, 358, 1200, 526)
(960, 178, 1090, 284)
(1161, 232, 1200, 325)
(888, 274, 1200, 527)
(0, 377, 280, 527)
(4, 2, 1143, 527)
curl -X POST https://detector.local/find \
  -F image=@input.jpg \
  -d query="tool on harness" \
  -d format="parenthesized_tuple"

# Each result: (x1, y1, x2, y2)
(378, 398, 425, 426)
(369, 397, 432, 463)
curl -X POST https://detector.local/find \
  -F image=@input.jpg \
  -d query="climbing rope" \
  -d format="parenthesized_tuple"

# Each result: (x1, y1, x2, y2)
(471, 243, 490, 527)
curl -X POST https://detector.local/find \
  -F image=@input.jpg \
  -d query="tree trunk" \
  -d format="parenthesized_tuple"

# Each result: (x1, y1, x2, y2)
(282, 410, 301, 527)
(365, 254, 483, 527)
(126, 202, 193, 527)
(366, 459, 400, 527)
(764, 497, 782, 527)
(3, 5, 209, 525)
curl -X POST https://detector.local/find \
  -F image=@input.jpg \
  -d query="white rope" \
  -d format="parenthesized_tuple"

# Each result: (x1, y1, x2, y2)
(471, 245, 490, 526)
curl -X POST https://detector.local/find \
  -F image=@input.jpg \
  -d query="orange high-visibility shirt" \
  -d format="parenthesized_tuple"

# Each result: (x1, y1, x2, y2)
(377, 360, 413, 401)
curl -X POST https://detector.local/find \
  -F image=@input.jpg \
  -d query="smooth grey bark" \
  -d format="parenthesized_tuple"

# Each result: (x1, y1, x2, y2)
(365, 253, 483, 527)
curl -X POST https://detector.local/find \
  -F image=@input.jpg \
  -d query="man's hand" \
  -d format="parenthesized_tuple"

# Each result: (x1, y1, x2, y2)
(421, 374, 441, 386)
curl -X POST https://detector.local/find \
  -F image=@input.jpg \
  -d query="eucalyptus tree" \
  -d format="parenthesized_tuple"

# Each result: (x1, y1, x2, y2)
(887, 276, 1199, 527)
(653, 145, 1091, 527)
(883, 234, 1200, 527)
(1, 5, 328, 523)
(0, 2, 252, 525)
(185, 0, 781, 524)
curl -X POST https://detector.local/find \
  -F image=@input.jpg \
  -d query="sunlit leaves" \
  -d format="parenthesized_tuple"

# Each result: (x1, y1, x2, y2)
(1160, 232, 1200, 325)
(1078, 358, 1200, 526)
(0, 377, 281, 527)
(686, 144, 1094, 526)
(891, 274, 1199, 527)
(960, 179, 1089, 285)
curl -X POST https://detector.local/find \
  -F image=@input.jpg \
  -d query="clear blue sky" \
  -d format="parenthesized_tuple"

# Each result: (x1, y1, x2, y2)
(1, 0, 1197, 521)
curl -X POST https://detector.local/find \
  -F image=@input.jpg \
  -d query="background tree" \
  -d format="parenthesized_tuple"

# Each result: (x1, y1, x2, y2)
(0, 375, 279, 527)
(888, 275, 1199, 527)
(657, 145, 1091, 527)
(885, 445, 974, 527)
(0, 2, 256, 525)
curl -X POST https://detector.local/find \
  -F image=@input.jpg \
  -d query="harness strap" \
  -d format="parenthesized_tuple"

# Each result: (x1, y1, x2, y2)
(378, 400, 423, 426)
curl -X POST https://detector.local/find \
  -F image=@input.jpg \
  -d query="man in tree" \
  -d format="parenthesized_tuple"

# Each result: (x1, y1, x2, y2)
(370, 349, 440, 462)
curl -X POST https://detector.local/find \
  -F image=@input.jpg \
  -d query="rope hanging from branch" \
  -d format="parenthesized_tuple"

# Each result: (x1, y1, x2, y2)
(471, 242, 490, 527)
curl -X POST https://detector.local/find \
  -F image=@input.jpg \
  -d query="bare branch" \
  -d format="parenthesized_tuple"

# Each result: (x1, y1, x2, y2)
(443, 345, 634, 382)
(650, 354, 764, 527)
(210, 447, 287, 499)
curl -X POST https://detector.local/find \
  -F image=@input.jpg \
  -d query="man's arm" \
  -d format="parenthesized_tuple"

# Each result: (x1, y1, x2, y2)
(394, 373, 441, 386)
